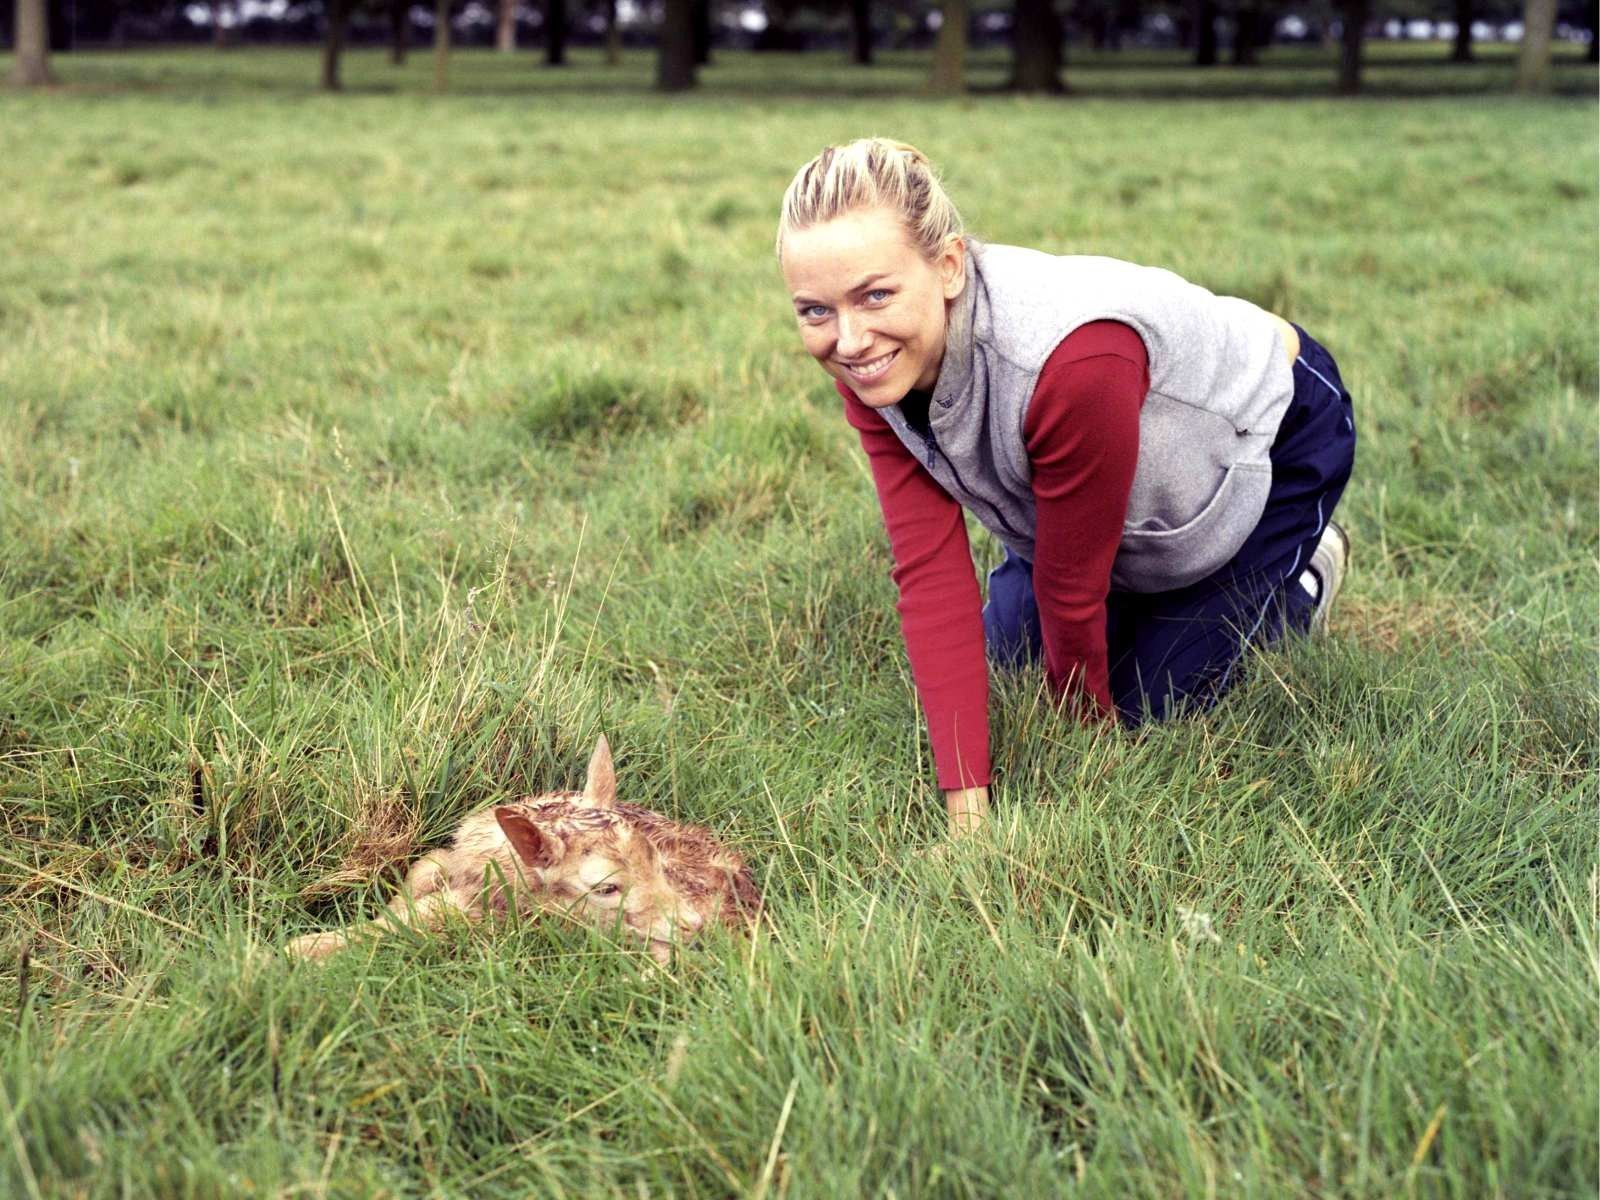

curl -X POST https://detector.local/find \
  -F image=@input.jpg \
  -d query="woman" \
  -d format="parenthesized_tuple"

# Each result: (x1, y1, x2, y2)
(777, 139, 1356, 840)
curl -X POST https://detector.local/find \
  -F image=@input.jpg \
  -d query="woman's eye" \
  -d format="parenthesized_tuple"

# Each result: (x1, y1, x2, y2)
(866, 289, 891, 303)
(800, 305, 829, 321)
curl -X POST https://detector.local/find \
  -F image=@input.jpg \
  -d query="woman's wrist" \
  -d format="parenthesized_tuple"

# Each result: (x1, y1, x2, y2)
(943, 785, 990, 835)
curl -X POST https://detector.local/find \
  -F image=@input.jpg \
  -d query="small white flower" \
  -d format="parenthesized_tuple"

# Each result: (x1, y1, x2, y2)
(1177, 905, 1222, 945)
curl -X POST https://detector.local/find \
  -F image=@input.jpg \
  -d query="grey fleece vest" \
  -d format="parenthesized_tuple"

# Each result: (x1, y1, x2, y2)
(875, 240, 1296, 593)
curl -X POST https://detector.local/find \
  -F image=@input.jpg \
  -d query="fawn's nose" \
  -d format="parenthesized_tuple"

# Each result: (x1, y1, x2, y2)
(678, 909, 705, 935)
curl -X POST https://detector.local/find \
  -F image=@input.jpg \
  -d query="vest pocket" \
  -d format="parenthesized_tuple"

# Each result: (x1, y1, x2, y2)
(1113, 462, 1272, 593)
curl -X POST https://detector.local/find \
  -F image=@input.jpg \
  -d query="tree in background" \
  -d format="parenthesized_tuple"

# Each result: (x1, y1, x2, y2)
(11, 0, 54, 85)
(1451, 0, 1475, 59)
(1338, 0, 1368, 92)
(547, 0, 569, 63)
(605, 0, 623, 64)
(851, 0, 873, 63)
(658, 0, 697, 88)
(392, 0, 411, 63)
(1079, 0, 1144, 49)
(322, 0, 352, 88)
(1194, 0, 1220, 64)
(1232, 0, 1275, 64)
(497, 0, 516, 51)
(435, 0, 452, 90)
(930, 0, 968, 92)
(752, 0, 798, 50)
(1011, 0, 1063, 90)
(1515, 0, 1558, 88)
(693, 0, 713, 63)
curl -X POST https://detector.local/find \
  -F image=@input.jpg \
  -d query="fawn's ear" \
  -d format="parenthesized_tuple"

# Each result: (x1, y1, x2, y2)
(582, 735, 616, 809)
(495, 807, 561, 869)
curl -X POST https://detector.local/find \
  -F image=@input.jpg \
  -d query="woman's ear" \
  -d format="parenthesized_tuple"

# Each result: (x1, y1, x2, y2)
(939, 236, 967, 300)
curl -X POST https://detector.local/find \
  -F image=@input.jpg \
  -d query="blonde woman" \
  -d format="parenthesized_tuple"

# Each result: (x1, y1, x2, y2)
(777, 139, 1355, 840)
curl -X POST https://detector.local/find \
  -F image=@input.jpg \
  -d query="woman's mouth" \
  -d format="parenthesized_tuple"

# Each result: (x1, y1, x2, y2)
(838, 349, 898, 383)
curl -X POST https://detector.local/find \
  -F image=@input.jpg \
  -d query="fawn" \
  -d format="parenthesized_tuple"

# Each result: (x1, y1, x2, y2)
(285, 736, 760, 964)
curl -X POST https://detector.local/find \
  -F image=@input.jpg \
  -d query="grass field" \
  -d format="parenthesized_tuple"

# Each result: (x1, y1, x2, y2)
(1, 44, 1596, 1198)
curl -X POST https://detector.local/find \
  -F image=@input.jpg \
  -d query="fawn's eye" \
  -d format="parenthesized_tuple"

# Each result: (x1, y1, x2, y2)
(592, 883, 622, 897)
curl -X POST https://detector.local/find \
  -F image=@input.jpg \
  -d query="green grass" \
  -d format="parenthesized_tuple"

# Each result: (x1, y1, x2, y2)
(1, 45, 1596, 1198)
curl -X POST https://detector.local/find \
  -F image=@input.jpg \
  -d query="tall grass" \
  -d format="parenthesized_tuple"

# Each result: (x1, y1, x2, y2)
(1, 47, 1596, 1197)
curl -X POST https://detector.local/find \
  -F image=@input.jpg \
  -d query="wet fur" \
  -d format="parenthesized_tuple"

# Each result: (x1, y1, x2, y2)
(286, 737, 760, 964)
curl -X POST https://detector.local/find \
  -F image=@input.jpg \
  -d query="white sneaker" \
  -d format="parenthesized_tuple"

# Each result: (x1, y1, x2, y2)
(1304, 521, 1349, 634)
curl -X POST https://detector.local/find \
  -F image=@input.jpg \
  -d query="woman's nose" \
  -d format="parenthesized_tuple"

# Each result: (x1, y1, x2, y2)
(835, 311, 870, 357)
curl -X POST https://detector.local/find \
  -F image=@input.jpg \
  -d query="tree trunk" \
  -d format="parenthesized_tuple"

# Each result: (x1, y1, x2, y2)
(1174, 8, 1194, 48)
(1338, 0, 1366, 93)
(605, 0, 622, 64)
(1587, 0, 1598, 63)
(929, 0, 967, 94)
(657, 0, 697, 89)
(1515, 0, 1558, 90)
(1451, 0, 1473, 60)
(214, 0, 231, 47)
(546, 0, 567, 63)
(692, 0, 712, 64)
(497, 0, 515, 51)
(1194, 0, 1218, 64)
(851, 0, 873, 64)
(391, 0, 409, 64)
(322, 0, 351, 90)
(11, 0, 54, 86)
(434, 0, 452, 91)
(1011, 0, 1062, 91)
(1111, 0, 1139, 48)
(1232, 6, 1263, 65)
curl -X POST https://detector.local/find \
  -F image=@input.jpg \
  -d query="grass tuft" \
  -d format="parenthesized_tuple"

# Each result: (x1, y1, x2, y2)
(0, 44, 1594, 1198)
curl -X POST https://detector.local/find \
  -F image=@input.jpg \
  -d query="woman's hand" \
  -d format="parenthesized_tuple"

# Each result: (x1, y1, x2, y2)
(943, 785, 990, 838)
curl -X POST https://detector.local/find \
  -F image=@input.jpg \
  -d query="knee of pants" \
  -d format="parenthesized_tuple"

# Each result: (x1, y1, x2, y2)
(1112, 661, 1226, 728)
(1109, 583, 1308, 726)
(983, 552, 1042, 668)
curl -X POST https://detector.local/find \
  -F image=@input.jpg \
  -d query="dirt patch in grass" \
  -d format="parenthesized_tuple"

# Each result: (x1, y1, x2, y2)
(1337, 594, 1479, 655)
(298, 788, 421, 899)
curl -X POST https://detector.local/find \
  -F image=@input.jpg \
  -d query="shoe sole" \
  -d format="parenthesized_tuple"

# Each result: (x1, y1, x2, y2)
(1309, 522, 1348, 634)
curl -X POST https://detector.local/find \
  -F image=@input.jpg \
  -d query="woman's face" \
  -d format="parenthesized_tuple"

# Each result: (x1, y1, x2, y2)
(780, 206, 966, 408)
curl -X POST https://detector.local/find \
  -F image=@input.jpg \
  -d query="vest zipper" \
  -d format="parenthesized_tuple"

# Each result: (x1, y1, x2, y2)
(920, 428, 1023, 541)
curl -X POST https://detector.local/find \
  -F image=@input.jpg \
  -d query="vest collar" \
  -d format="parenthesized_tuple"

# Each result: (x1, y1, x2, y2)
(928, 251, 981, 420)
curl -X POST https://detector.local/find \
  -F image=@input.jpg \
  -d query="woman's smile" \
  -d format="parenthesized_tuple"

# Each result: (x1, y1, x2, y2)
(838, 349, 899, 382)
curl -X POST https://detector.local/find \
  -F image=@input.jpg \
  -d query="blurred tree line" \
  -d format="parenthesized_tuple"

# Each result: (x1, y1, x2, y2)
(6, 0, 1595, 90)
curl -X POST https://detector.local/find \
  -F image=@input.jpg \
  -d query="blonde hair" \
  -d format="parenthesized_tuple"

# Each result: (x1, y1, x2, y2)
(775, 138, 965, 263)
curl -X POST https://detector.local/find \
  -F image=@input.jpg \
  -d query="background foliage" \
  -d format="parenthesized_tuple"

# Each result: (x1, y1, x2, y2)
(1, 48, 1596, 1197)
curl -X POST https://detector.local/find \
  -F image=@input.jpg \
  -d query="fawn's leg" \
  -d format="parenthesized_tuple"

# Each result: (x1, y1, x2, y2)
(285, 857, 460, 962)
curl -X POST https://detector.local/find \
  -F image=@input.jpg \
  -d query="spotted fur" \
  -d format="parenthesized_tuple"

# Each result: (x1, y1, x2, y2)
(286, 737, 760, 964)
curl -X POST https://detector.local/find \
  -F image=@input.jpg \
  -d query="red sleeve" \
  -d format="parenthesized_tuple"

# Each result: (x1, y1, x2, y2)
(1023, 320, 1148, 717)
(839, 381, 990, 790)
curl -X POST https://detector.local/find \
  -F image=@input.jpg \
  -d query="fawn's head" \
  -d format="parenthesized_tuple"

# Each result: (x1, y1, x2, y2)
(493, 737, 706, 955)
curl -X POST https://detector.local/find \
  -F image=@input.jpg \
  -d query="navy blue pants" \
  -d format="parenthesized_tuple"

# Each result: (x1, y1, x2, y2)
(983, 325, 1357, 725)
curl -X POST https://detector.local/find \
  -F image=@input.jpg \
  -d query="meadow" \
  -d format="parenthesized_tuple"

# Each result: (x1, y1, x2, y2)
(1, 43, 1596, 1198)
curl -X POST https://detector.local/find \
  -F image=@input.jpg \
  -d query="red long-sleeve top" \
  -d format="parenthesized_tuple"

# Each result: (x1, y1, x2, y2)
(840, 320, 1149, 789)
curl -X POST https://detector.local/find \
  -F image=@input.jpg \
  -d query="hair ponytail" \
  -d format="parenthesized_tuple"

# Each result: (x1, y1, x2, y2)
(776, 138, 965, 264)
